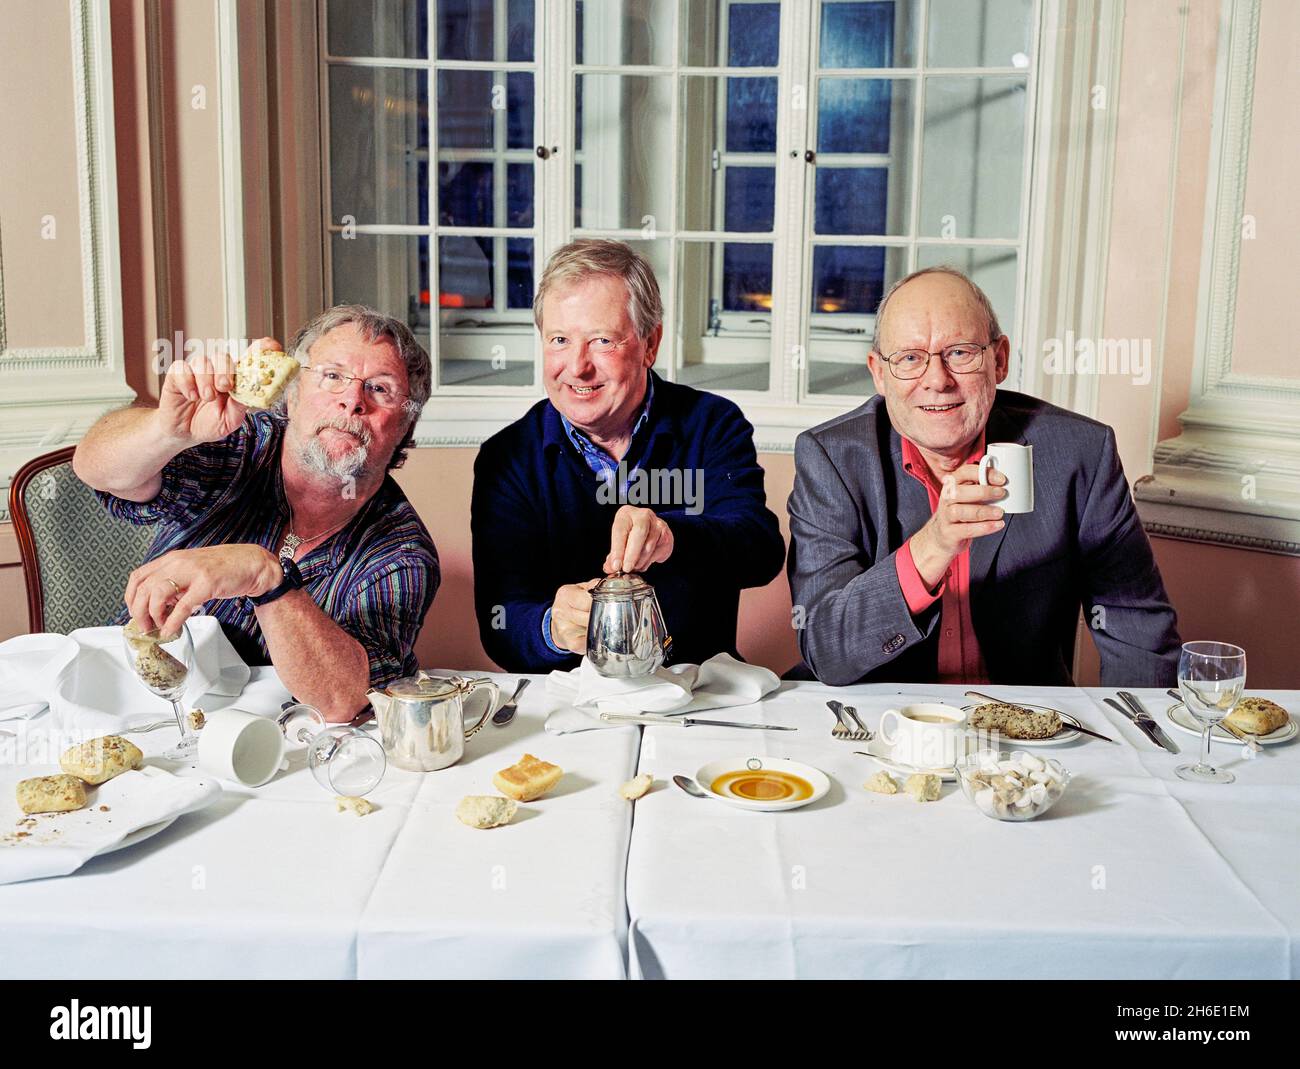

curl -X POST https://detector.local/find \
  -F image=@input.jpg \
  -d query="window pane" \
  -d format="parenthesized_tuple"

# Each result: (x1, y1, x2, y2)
(817, 77, 912, 154)
(506, 238, 534, 309)
(575, 75, 674, 230)
(726, 77, 777, 152)
(819, 0, 919, 69)
(438, 70, 494, 149)
(437, 0, 535, 61)
(679, 75, 775, 232)
(331, 232, 429, 331)
(507, 163, 534, 227)
(575, 0, 674, 66)
(806, 244, 908, 397)
(724, 167, 775, 232)
(919, 77, 1026, 239)
(508, 0, 536, 62)
(815, 166, 897, 235)
(438, 236, 536, 387)
(916, 245, 1018, 344)
(927, 0, 1033, 68)
(328, 0, 426, 59)
(506, 72, 534, 150)
(437, 161, 492, 227)
(439, 235, 495, 310)
(329, 66, 427, 225)
(677, 240, 773, 392)
(728, 2, 780, 66)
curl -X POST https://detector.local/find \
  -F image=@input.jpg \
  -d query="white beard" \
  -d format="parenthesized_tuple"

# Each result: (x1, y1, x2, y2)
(297, 426, 372, 481)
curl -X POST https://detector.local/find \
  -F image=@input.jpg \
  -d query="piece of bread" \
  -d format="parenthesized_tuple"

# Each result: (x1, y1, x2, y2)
(968, 702, 1062, 740)
(335, 795, 375, 816)
(493, 753, 563, 802)
(456, 795, 517, 829)
(59, 735, 143, 786)
(123, 619, 180, 646)
(864, 771, 899, 795)
(1225, 697, 1289, 736)
(619, 773, 653, 800)
(132, 641, 188, 693)
(231, 348, 300, 409)
(904, 772, 942, 802)
(17, 774, 87, 815)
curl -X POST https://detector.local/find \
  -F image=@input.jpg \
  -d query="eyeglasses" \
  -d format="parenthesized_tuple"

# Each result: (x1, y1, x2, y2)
(306, 366, 408, 409)
(877, 341, 992, 380)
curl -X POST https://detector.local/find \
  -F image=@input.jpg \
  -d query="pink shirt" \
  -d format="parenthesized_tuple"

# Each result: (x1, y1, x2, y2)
(893, 434, 989, 684)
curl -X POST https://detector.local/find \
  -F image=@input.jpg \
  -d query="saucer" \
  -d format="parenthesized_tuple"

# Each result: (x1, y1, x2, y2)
(1164, 702, 1297, 745)
(857, 737, 958, 782)
(694, 757, 830, 812)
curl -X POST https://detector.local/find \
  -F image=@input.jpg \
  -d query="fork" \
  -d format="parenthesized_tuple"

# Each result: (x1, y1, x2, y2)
(826, 700, 870, 742)
(842, 705, 874, 742)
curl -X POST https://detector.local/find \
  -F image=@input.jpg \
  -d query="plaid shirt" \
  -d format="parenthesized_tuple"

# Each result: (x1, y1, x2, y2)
(96, 412, 439, 688)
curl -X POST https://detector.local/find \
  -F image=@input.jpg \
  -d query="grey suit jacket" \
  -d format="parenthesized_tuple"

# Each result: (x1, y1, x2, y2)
(787, 390, 1181, 687)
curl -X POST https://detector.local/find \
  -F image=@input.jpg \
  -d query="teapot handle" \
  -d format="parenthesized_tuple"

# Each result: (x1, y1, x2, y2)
(461, 677, 501, 740)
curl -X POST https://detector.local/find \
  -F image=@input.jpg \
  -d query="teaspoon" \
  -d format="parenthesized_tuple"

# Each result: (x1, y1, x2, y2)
(673, 774, 708, 798)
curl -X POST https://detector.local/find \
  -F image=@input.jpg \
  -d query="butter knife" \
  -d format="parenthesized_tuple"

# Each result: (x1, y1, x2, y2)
(1117, 691, 1180, 754)
(599, 712, 796, 731)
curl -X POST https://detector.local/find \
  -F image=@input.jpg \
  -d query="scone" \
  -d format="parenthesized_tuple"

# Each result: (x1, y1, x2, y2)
(231, 348, 300, 409)
(456, 795, 517, 829)
(619, 773, 653, 800)
(904, 773, 942, 802)
(1225, 697, 1289, 736)
(968, 702, 1062, 740)
(17, 774, 87, 815)
(864, 771, 899, 795)
(493, 754, 563, 801)
(59, 735, 143, 785)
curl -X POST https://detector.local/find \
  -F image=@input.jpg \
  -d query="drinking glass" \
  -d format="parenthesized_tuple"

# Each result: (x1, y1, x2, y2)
(1176, 641, 1246, 784)
(122, 621, 195, 759)
(277, 703, 386, 797)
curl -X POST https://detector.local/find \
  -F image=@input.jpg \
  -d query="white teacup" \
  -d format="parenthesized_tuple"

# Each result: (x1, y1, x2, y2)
(978, 442, 1034, 513)
(197, 708, 286, 787)
(879, 703, 970, 769)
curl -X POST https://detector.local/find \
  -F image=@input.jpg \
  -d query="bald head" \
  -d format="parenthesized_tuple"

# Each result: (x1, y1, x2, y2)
(872, 268, 1001, 357)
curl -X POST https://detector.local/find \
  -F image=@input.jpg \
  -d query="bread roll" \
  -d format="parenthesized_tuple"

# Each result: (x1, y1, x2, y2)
(1225, 697, 1289, 736)
(17, 774, 87, 815)
(456, 795, 517, 829)
(59, 735, 143, 785)
(493, 753, 563, 801)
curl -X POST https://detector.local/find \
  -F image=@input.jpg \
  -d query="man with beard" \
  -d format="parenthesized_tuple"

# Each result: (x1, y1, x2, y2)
(73, 306, 439, 720)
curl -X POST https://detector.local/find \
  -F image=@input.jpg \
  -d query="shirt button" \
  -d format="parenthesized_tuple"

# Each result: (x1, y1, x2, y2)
(945, 629, 953, 638)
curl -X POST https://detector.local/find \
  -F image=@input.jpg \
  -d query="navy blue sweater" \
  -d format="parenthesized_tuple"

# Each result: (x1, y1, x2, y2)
(471, 372, 785, 673)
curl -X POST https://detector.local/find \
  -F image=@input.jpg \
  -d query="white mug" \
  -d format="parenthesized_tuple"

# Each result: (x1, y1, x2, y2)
(978, 442, 1034, 513)
(878, 703, 970, 769)
(197, 709, 287, 787)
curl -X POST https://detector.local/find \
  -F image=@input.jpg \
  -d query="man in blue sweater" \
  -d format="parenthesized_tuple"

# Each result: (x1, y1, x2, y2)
(472, 239, 785, 673)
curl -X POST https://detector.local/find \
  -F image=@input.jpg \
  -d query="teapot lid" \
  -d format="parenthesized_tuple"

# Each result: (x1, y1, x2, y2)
(383, 672, 461, 699)
(591, 572, 653, 598)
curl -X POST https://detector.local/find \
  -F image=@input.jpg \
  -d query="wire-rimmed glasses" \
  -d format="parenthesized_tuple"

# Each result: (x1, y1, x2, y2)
(877, 341, 991, 379)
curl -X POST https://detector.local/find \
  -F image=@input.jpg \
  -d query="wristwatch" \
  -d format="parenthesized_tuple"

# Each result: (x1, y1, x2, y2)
(250, 556, 304, 607)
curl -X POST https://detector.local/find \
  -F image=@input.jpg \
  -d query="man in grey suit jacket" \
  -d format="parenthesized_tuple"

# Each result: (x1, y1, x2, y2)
(787, 267, 1180, 687)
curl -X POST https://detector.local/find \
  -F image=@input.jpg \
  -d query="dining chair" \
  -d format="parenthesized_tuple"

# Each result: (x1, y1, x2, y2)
(8, 446, 153, 634)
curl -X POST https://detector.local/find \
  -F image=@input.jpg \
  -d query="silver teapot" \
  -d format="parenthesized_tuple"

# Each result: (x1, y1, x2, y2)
(586, 572, 672, 678)
(365, 672, 500, 772)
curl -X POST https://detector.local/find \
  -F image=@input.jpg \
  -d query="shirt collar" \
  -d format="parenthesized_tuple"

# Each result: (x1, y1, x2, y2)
(558, 370, 655, 462)
(900, 430, 987, 494)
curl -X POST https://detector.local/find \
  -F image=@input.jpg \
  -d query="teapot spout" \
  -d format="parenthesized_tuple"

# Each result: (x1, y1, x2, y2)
(366, 689, 393, 725)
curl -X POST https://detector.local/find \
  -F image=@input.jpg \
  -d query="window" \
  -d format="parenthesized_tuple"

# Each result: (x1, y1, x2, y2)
(320, 0, 1039, 439)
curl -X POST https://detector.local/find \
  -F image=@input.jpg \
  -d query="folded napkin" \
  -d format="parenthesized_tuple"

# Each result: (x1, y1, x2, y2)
(0, 616, 250, 734)
(545, 652, 780, 733)
(0, 765, 221, 885)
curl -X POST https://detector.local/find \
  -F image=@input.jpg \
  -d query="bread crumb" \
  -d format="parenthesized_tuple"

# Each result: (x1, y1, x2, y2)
(904, 773, 942, 802)
(619, 773, 653, 800)
(335, 795, 375, 816)
(864, 770, 899, 795)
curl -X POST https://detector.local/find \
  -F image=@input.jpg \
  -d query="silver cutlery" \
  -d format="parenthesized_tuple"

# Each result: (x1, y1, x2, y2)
(121, 719, 182, 734)
(599, 712, 795, 731)
(673, 774, 709, 798)
(842, 705, 875, 742)
(964, 689, 1115, 743)
(1165, 688, 1259, 754)
(492, 678, 530, 727)
(1117, 691, 1180, 753)
(1103, 696, 1173, 753)
(826, 700, 868, 741)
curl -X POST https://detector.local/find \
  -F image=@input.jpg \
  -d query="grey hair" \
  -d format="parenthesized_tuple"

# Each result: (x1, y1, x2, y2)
(870, 266, 1003, 354)
(280, 304, 431, 470)
(533, 239, 664, 341)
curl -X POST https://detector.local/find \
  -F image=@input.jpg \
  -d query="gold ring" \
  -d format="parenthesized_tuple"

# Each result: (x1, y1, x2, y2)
(164, 577, 182, 595)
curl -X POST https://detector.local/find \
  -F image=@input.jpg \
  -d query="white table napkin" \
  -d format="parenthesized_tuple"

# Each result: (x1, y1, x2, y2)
(545, 652, 780, 733)
(0, 616, 250, 734)
(0, 765, 221, 885)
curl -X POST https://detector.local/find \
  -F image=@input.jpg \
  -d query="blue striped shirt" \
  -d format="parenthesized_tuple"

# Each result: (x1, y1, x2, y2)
(96, 412, 439, 687)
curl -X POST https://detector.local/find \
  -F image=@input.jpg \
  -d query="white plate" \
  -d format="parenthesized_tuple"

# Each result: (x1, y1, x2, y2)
(960, 705, 1084, 746)
(695, 757, 830, 812)
(1164, 703, 1297, 746)
(858, 737, 958, 782)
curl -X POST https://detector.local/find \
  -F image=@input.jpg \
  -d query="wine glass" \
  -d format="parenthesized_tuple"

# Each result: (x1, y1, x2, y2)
(276, 703, 386, 797)
(122, 621, 195, 760)
(1176, 641, 1246, 784)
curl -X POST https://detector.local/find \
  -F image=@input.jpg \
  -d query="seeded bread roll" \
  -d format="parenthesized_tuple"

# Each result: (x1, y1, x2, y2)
(968, 702, 1062, 740)
(17, 774, 87, 815)
(1225, 697, 1289, 736)
(59, 735, 144, 785)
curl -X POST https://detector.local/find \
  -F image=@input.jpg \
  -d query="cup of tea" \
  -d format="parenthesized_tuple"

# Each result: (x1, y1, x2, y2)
(878, 703, 970, 769)
(978, 442, 1034, 513)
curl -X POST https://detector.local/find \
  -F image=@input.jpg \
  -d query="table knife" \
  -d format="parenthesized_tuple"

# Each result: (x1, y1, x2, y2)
(1117, 691, 1180, 754)
(1103, 696, 1171, 753)
(599, 712, 796, 731)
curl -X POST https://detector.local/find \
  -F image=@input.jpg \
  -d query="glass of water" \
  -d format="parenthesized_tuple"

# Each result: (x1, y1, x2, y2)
(1176, 641, 1246, 784)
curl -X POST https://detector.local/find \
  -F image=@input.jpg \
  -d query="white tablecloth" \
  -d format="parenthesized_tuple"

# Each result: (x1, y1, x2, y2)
(0, 669, 637, 979)
(625, 683, 1299, 979)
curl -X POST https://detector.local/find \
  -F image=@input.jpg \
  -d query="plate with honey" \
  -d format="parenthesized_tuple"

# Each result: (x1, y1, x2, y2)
(694, 757, 830, 812)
